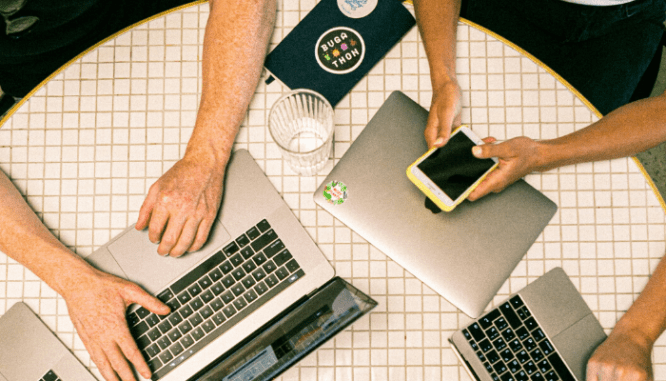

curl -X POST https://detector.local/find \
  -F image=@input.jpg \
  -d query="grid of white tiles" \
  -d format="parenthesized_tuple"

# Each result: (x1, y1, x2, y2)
(1, 2, 666, 380)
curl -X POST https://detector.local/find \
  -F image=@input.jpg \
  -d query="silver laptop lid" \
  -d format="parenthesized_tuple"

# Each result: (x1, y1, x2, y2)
(0, 302, 96, 381)
(314, 91, 557, 318)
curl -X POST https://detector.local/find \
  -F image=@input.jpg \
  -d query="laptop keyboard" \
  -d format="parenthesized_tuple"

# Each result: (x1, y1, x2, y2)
(463, 295, 576, 381)
(126, 219, 305, 380)
(39, 370, 61, 381)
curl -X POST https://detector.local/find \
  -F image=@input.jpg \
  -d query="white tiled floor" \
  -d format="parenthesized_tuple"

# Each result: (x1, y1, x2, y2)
(1, 2, 666, 380)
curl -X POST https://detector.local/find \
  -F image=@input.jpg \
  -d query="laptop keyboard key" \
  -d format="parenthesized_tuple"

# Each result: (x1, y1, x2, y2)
(188, 283, 202, 297)
(230, 253, 244, 267)
(179, 305, 194, 319)
(190, 297, 204, 311)
(211, 298, 224, 311)
(213, 311, 226, 325)
(273, 250, 292, 267)
(209, 268, 223, 282)
(201, 290, 215, 304)
(495, 317, 508, 331)
(469, 323, 485, 342)
(146, 343, 160, 358)
(188, 313, 203, 327)
(265, 274, 279, 287)
(531, 348, 544, 362)
(263, 240, 284, 258)
(221, 291, 235, 304)
(244, 289, 258, 303)
(486, 326, 499, 340)
(179, 321, 193, 335)
(502, 328, 516, 342)
(516, 327, 529, 341)
(508, 359, 520, 374)
(493, 361, 507, 375)
(524, 361, 537, 375)
(220, 261, 234, 274)
(254, 281, 268, 295)
(168, 312, 183, 326)
(202, 320, 216, 333)
(136, 335, 152, 350)
(222, 275, 235, 288)
(232, 268, 246, 281)
(223, 242, 239, 256)
(252, 268, 267, 282)
(493, 338, 507, 352)
(200, 306, 214, 320)
(242, 260, 257, 273)
(524, 317, 538, 331)
(533, 328, 546, 342)
(157, 336, 171, 350)
(246, 226, 260, 240)
(500, 302, 521, 329)
(544, 370, 558, 381)
(523, 338, 537, 351)
(233, 297, 247, 310)
(479, 339, 493, 353)
(136, 307, 151, 319)
(127, 312, 141, 327)
(516, 350, 529, 364)
(236, 234, 250, 248)
(276, 267, 289, 280)
(168, 329, 182, 342)
(241, 246, 254, 260)
(286, 259, 300, 273)
(177, 291, 192, 305)
(211, 282, 225, 296)
(486, 350, 500, 364)
(146, 314, 160, 327)
(242, 276, 256, 289)
(539, 339, 555, 355)
(191, 327, 205, 341)
(251, 230, 278, 252)
(198, 275, 213, 290)
(515, 371, 528, 381)
(538, 359, 551, 374)
(509, 339, 522, 352)
(480, 310, 501, 329)
(181, 334, 194, 349)
(223, 305, 237, 318)
(253, 253, 268, 266)
(257, 219, 270, 232)
(263, 261, 277, 274)
(231, 283, 245, 296)
(548, 353, 575, 381)
(132, 321, 150, 337)
(500, 349, 513, 363)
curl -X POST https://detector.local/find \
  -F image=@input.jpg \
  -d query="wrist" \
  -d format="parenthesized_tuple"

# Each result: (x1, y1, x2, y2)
(613, 313, 660, 349)
(430, 64, 458, 91)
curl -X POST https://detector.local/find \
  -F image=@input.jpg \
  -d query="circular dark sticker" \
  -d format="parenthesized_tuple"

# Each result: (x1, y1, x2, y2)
(315, 27, 365, 75)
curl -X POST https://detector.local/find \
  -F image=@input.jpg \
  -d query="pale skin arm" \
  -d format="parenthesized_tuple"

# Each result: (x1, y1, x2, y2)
(136, 0, 277, 257)
(0, 168, 170, 381)
(413, 0, 463, 148)
(586, 253, 666, 381)
(0, 1, 277, 380)
(468, 91, 666, 200)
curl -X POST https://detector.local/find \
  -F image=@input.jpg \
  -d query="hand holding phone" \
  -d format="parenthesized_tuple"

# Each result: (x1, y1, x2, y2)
(407, 126, 498, 212)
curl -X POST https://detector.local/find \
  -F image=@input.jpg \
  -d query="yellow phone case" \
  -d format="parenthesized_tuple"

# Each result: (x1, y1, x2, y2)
(406, 128, 498, 212)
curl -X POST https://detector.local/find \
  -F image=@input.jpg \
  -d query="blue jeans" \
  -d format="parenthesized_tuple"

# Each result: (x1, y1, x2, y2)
(461, 0, 666, 115)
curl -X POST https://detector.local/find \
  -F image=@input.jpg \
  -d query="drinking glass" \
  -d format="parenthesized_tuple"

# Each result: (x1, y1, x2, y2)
(268, 89, 334, 176)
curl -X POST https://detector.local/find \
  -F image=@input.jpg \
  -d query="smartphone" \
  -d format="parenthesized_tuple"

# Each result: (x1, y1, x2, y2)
(407, 126, 498, 212)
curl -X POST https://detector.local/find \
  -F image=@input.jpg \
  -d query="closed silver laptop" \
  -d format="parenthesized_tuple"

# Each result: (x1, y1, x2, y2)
(313, 91, 557, 318)
(449, 267, 607, 381)
(87, 149, 335, 380)
(0, 302, 97, 381)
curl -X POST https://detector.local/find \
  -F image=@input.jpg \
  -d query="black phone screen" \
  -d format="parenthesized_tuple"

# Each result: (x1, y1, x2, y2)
(417, 131, 496, 200)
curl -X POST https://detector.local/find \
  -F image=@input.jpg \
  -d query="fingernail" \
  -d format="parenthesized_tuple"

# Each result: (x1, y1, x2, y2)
(434, 137, 445, 146)
(472, 146, 481, 156)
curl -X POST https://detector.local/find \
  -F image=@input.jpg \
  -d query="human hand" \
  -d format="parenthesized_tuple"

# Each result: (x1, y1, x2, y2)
(424, 78, 463, 149)
(586, 325, 654, 381)
(136, 155, 225, 257)
(467, 136, 542, 201)
(63, 267, 170, 381)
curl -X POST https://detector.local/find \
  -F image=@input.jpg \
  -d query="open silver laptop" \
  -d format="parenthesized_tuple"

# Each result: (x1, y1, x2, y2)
(86, 149, 336, 380)
(314, 91, 557, 318)
(450, 267, 607, 381)
(0, 302, 97, 381)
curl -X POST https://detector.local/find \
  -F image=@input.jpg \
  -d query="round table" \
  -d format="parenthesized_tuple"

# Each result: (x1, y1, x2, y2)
(1, 2, 665, 380)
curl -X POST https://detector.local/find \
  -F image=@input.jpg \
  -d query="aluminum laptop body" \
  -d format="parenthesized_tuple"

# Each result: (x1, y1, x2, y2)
(314, 91, 557, 318)
(449, 267, 607, 381)
(87, 149, 335, 380)
(0, 302, 97, 381)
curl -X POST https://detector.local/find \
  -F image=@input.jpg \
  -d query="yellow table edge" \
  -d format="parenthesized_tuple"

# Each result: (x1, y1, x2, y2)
(0, 5, 664, 213)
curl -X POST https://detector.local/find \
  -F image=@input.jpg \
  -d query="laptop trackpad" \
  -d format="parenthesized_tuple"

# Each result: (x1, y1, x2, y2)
(107, 221, 231, 295)
(551, 314, 607, 380)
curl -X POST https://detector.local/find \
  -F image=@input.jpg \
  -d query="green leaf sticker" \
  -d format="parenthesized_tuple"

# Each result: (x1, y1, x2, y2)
(323, 181, 348, 205)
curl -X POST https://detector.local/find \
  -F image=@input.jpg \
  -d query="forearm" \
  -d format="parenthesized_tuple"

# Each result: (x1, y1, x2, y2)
(413, 0, 462, 87)
(613, 255, 666, 347)
(534, 93, 666, 172)
(0, 169, 93, 297)
(185, 0, 276, 167)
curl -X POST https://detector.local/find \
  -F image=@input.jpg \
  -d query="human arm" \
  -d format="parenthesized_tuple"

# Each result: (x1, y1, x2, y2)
(468, 91, 666, 200)
(135, 0, 277, 257)
(0, 169, 170, 381)
(585, 253, 666, 381)
(413, 0, 463, 148)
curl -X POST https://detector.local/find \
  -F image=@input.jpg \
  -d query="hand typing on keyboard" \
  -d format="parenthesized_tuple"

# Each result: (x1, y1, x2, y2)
(136, 153, 225, 257)
(62, 265, 170, 381)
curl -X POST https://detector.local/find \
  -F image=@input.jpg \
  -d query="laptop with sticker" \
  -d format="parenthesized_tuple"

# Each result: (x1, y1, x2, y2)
(313, 91, 558, 318)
